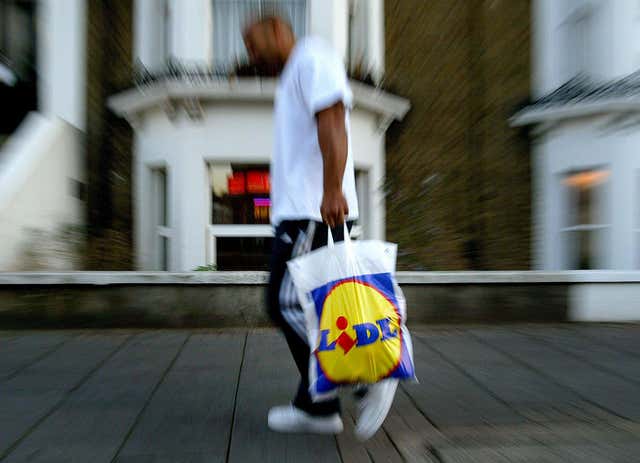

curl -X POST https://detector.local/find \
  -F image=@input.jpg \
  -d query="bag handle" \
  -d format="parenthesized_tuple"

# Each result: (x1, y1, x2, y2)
(327, 222, 352, 249)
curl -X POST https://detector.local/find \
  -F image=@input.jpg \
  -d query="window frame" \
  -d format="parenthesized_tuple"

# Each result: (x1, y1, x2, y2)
(207, 161, 274, 267)
(150, 165, 173, 271)
(559, 167, 611, 270)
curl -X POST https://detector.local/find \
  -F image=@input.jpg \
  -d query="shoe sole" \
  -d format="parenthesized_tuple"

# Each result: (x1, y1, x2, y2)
(355, 379, 399, 441)
(268, 411, 344, 435)
(268, 420, 344, 434)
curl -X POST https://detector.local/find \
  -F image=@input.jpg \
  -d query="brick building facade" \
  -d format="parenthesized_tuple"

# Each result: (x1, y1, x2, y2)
(86, 0, 134, 269)
(384, 0, 532, 270)
(84, 0, 532, 271)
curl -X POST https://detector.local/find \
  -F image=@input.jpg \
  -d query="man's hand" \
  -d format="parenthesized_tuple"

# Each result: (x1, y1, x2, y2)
(317, 102, 349, 228)
(321, 189, 349, 229)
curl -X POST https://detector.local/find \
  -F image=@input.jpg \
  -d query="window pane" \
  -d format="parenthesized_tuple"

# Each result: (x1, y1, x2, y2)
(562, 169, 609, 269)
(577, 186, 592, 226)
(563, 169, 609, 227)
(216, 237, 273, 270)
(0, 0, 37, 82)
(565, 228, 608, 270)
(210, 164, 271, 224)
(212, 0, 307, 70)
(152, 168, 168, 226)
(160, 236, 169, 271)
(159, 169, 168, 226)
(570, 230, 592, 270)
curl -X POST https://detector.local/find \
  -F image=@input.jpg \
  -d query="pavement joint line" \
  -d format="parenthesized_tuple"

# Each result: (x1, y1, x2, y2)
(397, 385, 443, 434)
(425, 443, 445, 463)
(0, 332, 134, 462)
(109, 331, 192, 463)
(381, 423, 404, 460)
(412, 334, 525, 418)
(414, 342, 590, 452)
(465, 329, 633, 427)
(432, 421, 640, 447)
(513, 327, 640, 387)
(567, 325, 640, 360)
(224, 331, 248, 463)
(333, 435, 344, 463)
(2, 333, 78, 381)
(364, 448, 375, 463)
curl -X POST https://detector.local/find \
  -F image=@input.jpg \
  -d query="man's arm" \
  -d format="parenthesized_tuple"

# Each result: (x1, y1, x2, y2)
(317, 101, 349, 228)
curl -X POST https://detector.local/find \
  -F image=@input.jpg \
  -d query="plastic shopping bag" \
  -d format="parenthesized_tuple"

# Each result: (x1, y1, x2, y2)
(287, 224, 416, 401)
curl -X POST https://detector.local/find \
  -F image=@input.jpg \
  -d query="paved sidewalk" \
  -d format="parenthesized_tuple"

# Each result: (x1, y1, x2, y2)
(1, 324, 639, 462)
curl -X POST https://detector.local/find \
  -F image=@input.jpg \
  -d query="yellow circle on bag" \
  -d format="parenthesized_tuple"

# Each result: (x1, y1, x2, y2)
(315, 280, 402, 383)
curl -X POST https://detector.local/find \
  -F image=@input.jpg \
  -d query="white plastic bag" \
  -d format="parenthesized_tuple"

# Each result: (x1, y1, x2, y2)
(287, 224, 416, 401)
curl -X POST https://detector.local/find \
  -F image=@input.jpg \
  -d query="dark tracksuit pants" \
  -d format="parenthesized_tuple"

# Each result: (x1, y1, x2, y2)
(267, 220, 350, 416)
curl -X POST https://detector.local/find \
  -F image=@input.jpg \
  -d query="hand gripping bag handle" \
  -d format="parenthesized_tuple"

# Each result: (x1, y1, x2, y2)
(326, 223, 352, 251)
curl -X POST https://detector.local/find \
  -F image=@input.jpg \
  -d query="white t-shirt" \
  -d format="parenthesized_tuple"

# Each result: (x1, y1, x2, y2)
(271, 36, 359, 226)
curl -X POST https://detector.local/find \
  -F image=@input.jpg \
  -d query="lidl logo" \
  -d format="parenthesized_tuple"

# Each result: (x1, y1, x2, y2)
(317, 315, 399, 355)
(312, 276, 403, 384)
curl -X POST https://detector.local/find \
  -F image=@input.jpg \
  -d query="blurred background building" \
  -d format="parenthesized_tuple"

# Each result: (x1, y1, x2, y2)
(2, 0, 639, 272)
(0, 0, 87, 271)
(513, 0, 640, 271)
(109, 0, 408, 272)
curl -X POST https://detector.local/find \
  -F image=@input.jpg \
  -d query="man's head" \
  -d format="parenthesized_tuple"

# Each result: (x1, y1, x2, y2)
(243, 15, 295, 73)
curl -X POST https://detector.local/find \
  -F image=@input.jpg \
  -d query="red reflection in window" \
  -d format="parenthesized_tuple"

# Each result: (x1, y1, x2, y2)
(228, 172, 246, 195)
(247, 171, 270, 194)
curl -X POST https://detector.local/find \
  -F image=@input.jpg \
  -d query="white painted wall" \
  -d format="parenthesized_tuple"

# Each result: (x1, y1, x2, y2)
(135, 0, 214, 69)
(535, 116, 640, 270)
(347, 0, 385, 84)
(134, 102, 384, 271)
(609, 0, 640, 76)
(351, 111, 385, 240)
(533, 0, 640, 93)
(0, 114, 84, 270)
(37, 0, 87, 130)
(134, 0, 168, 71)
(569, 283, 640, 321)
(169, 0, 213, 66)
(532, 0, 561, 96)
(365, 0, 385, 83)
(309, 0, 349, 62)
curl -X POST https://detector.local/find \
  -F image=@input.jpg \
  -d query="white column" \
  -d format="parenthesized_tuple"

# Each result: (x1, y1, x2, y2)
(175, 140, 208, 271)
(365, 0, 384, 84)
(37, 0, 86, 130)
(170, 0, 213, 66)
(309, 0, 349, 62)
(369, 135, 386, 241)
(611, 150, 634, 269)
(533, 139, 563, 269)
(134, 0, 167, 71)
(610, 0, 638, 78)
(135, 137, 153, 270)
(532, 0, 563, 97)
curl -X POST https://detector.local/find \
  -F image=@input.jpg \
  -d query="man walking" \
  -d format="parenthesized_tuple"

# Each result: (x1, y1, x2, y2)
(243, 14, 397, 440)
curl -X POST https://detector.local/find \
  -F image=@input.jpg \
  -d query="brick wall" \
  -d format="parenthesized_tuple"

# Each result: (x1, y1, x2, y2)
(85, 0, 134, 269)
(384, 0, 532, 270)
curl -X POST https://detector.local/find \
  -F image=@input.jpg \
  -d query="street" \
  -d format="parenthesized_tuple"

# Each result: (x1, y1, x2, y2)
(1, 324, 639, 462)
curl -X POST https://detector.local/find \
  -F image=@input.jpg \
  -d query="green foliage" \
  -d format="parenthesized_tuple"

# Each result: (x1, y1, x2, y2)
(193, 264, 217, 272)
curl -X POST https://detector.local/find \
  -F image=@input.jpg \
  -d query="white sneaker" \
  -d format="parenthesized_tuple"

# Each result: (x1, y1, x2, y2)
(354, 379, 399, 441)
(268, 404, 344, 434)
